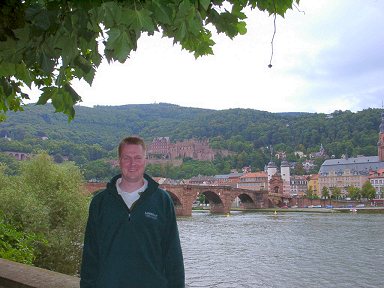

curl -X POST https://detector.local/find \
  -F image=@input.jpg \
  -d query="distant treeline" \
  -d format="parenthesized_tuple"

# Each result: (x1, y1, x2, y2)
(0, 103, 381, 179)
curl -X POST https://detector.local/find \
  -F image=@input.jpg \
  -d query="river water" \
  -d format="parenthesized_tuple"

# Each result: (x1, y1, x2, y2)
(177, 211, 384, 288)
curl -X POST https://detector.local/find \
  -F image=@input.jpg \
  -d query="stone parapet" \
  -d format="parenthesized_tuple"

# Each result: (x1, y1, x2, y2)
(0, 258, 79, 288)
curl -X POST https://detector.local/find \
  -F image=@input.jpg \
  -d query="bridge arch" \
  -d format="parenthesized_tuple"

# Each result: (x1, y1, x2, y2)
(160, 184, 270, 216)
(164, 190, 185, 216)
(236, 193, 257, 209)
(198, 189, 226, 214)
(200, 190, 222, 204)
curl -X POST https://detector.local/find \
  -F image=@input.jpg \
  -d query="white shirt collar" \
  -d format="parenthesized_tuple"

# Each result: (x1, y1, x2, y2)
(116, 178, 148, 195)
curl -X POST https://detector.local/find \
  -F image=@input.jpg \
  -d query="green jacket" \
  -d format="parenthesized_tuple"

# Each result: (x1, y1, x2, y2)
(80, 174, 185, 288)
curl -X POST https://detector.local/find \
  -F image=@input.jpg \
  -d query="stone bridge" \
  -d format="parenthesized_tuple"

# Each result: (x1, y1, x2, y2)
(160, 184, 270, 216)
(84, 183, 289, 216)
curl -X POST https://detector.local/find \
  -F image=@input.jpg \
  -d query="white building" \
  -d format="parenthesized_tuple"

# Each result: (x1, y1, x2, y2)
(319, 112, 384, 196)
(369, 169, 384, 199)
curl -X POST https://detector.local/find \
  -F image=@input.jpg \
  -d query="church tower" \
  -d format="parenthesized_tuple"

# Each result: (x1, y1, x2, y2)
(378, 112, 384, 162)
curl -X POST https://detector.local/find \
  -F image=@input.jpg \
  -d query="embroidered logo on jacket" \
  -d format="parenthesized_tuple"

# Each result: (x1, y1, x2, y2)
(145, 211, 158, 220)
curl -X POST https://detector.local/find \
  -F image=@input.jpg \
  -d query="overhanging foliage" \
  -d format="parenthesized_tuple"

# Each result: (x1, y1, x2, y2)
(0, 0, 299, 119)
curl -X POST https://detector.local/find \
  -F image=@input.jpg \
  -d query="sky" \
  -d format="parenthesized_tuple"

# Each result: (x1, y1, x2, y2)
(33, 0, 384, 114)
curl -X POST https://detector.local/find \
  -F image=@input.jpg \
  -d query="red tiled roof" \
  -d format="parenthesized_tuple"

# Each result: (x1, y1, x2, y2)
(240, 172, 267, 178)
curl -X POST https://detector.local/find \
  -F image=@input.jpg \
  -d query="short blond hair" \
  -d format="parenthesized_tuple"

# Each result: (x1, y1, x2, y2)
(118, 136, 146, 158)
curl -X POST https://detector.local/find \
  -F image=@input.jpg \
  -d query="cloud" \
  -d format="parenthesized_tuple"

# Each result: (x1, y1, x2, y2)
(274, 0, 384, 113)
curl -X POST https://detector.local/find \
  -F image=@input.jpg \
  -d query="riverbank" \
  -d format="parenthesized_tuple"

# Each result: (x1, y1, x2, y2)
(191, 206, 384, 214)
(230, 207, 384, 214)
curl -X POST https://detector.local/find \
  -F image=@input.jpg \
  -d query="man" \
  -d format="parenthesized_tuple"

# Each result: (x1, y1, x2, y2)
(80, 136, 185, 288)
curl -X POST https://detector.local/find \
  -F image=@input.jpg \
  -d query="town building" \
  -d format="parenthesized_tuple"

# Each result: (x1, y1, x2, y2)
(147, 137, 171, 158)
(147, 137, 215, 161)
(275, 151, 286, 160)
(368, 169, 384, 199)
(290, 175, 308, 197)
(214, 172, 243, 187)
(170, 138, 214, 161)
(294, 151, 306, 158)
(307, 174, 320, 197)
(187, 175, 216, 185)
(318, 112, 384, 196)
(309, 144, 327, 159)
(302, 159, 316, 173)
(237, 172, 268, 191)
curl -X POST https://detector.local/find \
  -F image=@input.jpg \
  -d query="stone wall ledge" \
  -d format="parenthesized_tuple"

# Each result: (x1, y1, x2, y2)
(0, 258, 79, 288)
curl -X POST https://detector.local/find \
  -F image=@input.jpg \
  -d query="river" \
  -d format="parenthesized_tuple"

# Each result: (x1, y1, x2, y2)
(177, 211, 384, 288)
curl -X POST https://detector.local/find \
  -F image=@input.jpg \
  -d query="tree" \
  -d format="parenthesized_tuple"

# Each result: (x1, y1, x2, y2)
(347, 186, 361, 201)
(0, 212, 43, 265)
(0, 153, 20, 175)
(0, 153, 89, 274)
(306, 186, 316, 205)
(331, 186, 342, 200)
(82, 158, 119, 181)
(361, 181, 376, 200)
(0, 0, 299, 119)
(293, 162, 305, 175)
(321, 186, 329, 205)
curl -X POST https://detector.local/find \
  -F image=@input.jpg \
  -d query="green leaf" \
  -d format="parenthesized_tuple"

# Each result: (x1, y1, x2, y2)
(54, 30, 78, 66)
(63, 83, 82, 106)
(186, 8, 203, 36)
(151, 0, 172, 24)
(37, 87, 56, 105)
(176, 22, 187, 41)
(199, 0, 211, 11)
(25, 4, 42, 21)
(105, 28, 134, 63)
(40, 84, 80, 120)
(74, 55, 92, 75)
(15, 63, 33, 87)
(0, 78, 13, 96)
(99, 2, 121, 28)
(82, 68, 96, 86)
(254, 0, 295, 16)
(0, 64, 16, 77)
(121, 8, 155, 34)
(39, 51, 55, 74)
(31, 9, 51, 32)
(0, 37, 18, 62)
(181, 29, 215, 58)
(237, 21, 247, 35)
(177, 0, 192, 18)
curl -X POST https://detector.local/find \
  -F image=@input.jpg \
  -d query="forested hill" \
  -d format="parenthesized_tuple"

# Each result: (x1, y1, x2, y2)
(0, 103, 382, 159)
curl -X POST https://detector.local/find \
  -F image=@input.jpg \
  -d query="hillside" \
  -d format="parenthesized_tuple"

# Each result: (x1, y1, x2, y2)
(0, 103, 382, 179)
(1, 103, 381, 153)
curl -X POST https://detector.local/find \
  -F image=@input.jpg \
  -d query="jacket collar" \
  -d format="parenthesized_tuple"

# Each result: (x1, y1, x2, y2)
(107, 173, 159, 196)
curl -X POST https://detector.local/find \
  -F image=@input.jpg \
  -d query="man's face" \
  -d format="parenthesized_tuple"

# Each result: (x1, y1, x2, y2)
(119, 144, 146, 184)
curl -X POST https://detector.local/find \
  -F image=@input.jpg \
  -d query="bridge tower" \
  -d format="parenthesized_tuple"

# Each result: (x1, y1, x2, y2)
(267, 161, 277, 191)
(280, 159, 291, 195)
